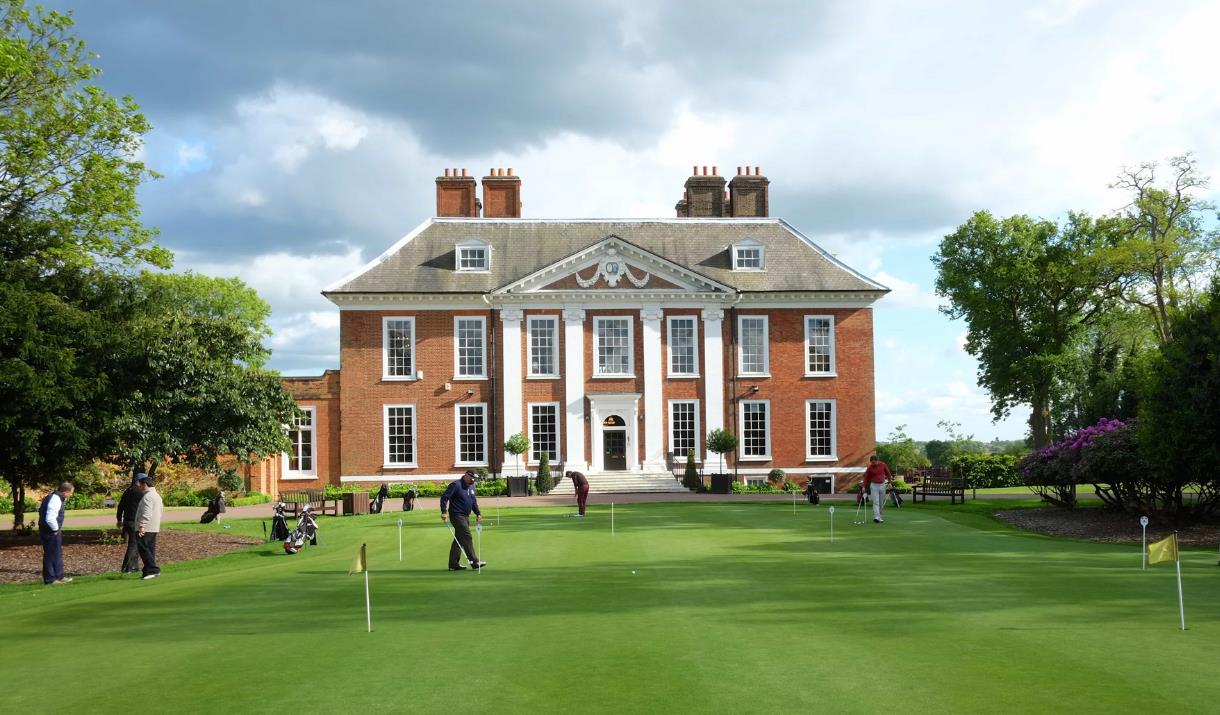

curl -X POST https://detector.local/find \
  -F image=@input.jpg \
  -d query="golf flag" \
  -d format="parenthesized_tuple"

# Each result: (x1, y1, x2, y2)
(1148, 534, 1178, 565)
(350, 543, 367, 575)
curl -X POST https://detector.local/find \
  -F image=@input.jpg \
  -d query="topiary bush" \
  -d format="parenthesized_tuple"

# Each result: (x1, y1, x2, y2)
(217, 468, 243, 494)
(767, 468, 786, 485)
(535, 452, 555, 494)
(682, 450, 701, 491)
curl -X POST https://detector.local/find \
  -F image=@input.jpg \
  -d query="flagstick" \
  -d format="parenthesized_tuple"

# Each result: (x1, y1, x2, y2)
(792, 489, 796, 515)
(397, 518, 403, 562)
(496, 495, 500, 527)
(1141, 518, 1147, 571)
(1174, 533, 1185, 631)
(364, 569, 372, 633)
(611, 502, 615, 536)
(829, 506, 835, 543)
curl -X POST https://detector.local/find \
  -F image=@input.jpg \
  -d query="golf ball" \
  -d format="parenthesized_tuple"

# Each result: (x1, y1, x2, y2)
(631, 570, 636, 574)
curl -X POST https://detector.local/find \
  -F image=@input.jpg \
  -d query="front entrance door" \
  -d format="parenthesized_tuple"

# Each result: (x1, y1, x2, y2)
(603, 430, 627, 471)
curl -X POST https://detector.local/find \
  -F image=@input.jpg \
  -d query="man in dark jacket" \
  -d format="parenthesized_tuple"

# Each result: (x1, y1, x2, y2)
(40, 482, 75, 585)
(440, 470, 483, 571)
(116, 475, 145, 573)
(566, 471, 590, 517)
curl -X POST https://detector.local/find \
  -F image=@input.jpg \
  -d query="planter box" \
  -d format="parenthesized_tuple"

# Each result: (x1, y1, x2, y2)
(710, 473, 733, 494)
(507, 476, 530, 497)
(342, 492, 370, 516)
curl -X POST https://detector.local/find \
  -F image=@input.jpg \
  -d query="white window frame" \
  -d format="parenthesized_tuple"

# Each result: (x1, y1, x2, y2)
(454, 403, 488, 467)
(745, 476, 767, 487)
(528, 402, 562, 465)
(804, 315, 837, 377)
(382, 316, 417, 381)
(383, 404, 418, 468)
(668, 399, 701, 462)
(732, 239, 765, 271)
(283, 406, 317, 479)
(666, 316, 699, 378)
(737, 315, 770, 377)
(456, 238, 490, 272)
(527, 315, 560, 379)
(593, 316, 634, 378)
(738, 399, 772, 461)
(453, 316, 487, 379)
(805, 399, 838, 461)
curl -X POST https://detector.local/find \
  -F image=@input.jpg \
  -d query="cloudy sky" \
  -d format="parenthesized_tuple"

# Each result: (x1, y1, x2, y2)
(52, 0, 1220, 442)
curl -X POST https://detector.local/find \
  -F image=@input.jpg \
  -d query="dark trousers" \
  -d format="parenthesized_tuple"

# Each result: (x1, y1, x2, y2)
(448, 513, 478, 568)
(121, 524, 140, 572)
(41, 531, 64, 584)
(577, 484, 590, 515)
(137, 532, 160, 576)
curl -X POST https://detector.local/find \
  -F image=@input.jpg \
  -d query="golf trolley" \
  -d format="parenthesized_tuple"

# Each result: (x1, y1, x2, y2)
(282, 504, 319, 554)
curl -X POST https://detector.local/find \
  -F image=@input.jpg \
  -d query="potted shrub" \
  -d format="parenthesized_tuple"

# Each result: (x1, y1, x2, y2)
(705, 429, 738, 494)
(535, 451, 555, 494)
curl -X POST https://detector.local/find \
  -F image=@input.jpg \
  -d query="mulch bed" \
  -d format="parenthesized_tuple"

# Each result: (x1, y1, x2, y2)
(0, 529, 262, 585)
(995, 507, 1220, 547)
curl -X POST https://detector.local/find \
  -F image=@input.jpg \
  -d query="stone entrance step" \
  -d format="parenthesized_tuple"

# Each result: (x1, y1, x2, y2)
(549, 470, 688, 495)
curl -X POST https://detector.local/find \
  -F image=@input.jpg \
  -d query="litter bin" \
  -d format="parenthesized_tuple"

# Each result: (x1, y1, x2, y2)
(507, 476, 530, 497)
(710, 473, 733, 494)
(342, 492, 370, 515)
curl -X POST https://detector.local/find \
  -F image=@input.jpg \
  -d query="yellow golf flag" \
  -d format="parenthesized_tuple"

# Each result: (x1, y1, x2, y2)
(1147, 534, 1178, 565)
(349, 543, 367, 575)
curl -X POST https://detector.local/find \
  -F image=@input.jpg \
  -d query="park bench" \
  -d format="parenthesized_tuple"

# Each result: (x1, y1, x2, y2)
(910, 476, 966, 505)
(280, 489, 340, 517)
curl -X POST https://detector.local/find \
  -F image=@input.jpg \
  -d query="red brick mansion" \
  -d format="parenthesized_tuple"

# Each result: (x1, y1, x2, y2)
(257, 167, 887, 495)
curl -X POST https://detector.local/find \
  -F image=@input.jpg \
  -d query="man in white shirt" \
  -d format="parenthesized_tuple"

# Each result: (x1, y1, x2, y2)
(39, 482, 75, 585)
(133, 474, 164, 580)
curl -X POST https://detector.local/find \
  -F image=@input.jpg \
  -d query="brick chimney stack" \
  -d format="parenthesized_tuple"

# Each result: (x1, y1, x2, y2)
(729, 165, 770, 217)
(482, 167, 522, 218)
(436, 167, 479, 217)
(677, 165, 727, 217)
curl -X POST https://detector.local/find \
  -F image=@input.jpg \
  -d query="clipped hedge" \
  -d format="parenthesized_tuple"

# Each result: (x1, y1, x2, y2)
(0, 496, 39, 515)
(230, 493, 271, 507)
(322, 479, 509, 501)
(948, 453, 1022, 489)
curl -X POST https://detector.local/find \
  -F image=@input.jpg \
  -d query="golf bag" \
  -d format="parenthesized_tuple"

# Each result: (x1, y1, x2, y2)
(803, 480, 821, 505)
(370, 483, 389, 514)
(199, 510, 217, 524)
(283, 504, 319, 554)
(889, 481, 904, 508)
(269, 502, 291, 541)
(402, 486, 418, 512)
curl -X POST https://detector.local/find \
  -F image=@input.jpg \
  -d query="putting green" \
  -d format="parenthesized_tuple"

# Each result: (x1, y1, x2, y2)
(4, 501, 1219, 713)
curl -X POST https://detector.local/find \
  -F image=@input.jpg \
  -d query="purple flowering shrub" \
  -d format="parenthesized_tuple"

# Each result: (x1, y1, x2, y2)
(1020, 418, 1128, 507)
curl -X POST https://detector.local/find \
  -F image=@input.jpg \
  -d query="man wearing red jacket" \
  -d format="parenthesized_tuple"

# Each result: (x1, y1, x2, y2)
(863, 455, 892, 524)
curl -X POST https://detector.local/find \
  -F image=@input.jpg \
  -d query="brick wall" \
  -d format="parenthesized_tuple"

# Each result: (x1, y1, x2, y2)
(308, 304, 875, 481)
(281, 370, 341, 490)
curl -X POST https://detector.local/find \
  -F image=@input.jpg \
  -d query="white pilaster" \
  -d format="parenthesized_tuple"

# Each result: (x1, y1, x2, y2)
(702, 308, 725, 464)
(641, 305, 665, 470)
(501, 308, 524, 476)
(563, 307, 588, 472)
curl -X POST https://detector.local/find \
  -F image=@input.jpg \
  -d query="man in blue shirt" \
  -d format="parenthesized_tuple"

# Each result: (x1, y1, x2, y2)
(440, 470, 484, 571)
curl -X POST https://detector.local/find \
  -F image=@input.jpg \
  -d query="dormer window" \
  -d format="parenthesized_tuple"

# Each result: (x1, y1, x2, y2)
(732, 240, 764, 271)
(457, 239, 490, 272)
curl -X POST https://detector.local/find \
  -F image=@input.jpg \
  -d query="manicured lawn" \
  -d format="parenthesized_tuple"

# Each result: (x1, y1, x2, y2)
(5, 500, 1219, 713)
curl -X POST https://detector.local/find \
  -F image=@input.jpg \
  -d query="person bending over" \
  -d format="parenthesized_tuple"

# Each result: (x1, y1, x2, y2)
(566, 471, 590, 517)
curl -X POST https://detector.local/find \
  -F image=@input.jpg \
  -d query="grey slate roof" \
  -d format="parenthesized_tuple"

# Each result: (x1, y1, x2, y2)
(325, 218, 888, 295)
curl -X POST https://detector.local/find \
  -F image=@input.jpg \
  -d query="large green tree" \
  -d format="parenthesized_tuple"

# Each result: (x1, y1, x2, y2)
(0, 1, 166, 526)
(107, 273, 296, 481)
(933, 212, 1121, 448)
(1105, 155, 1219, 345)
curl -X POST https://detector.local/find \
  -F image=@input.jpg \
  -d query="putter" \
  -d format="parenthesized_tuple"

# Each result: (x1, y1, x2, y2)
(446, 521, 471, 568)
(476, 522, 483, 576)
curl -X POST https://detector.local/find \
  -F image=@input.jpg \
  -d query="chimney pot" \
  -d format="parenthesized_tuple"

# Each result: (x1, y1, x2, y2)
(508, 167, 514, 176)
(754, 166, 760, 176)
(702, 165, 708, 176)
(713, 166, 718, 176)
(444, 168, 451, 177)
(461, 168, 467, 177)
(692, 165, 698, 176)
(737, 166, 742, 176)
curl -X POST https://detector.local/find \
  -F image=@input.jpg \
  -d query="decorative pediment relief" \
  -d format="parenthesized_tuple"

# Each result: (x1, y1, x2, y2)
(494, 236, 732, 296)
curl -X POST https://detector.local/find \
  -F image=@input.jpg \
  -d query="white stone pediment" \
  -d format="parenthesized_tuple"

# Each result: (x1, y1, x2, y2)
(493, 236, 733, 295)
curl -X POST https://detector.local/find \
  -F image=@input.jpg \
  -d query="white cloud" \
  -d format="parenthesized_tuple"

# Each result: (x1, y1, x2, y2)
(873, 271, 939, 310)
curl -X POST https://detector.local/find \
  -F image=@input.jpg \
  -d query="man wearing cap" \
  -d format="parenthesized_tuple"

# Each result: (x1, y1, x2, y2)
(115, 474, 145, 573)
(440, 470, 484, 571)
(133, 474, 164, 580)
(39, 482, 75, 585)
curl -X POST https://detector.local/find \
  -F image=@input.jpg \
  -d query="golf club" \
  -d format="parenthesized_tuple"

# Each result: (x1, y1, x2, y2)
(476, 522, 483, 576)
(445, 521, 471, 568)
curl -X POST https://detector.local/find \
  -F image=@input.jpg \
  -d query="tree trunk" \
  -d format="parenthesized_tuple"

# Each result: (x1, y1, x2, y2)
(1029, 384, 1052, 449)
(13, 483, 27, 530)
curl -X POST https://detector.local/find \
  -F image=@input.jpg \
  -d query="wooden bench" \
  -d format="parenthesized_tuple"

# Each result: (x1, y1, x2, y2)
(911, 476, 966, 505)
(280, 489, 340, 517)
